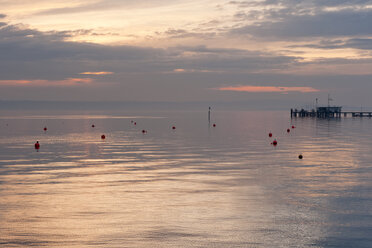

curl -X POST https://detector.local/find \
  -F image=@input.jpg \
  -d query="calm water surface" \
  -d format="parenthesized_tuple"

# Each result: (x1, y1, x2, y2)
(0, 110, 371, 247)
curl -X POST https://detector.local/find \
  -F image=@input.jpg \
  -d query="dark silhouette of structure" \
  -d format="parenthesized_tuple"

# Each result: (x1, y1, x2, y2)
(291, 106, 372, 118)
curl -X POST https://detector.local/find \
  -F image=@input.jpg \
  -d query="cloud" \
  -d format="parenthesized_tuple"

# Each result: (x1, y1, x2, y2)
(229, 0, 372, 8)
(0, 15, 367, 104)
(164, 46, 298, 73)
(34, 0, 186, 15)
(0, 23, 165, 60)
(0, 14, 6, 19)
(228, 0, 372, 41)
(0, 22, 168, 80)
(0, 78, 93, 86)
(0, 21, 299, 81)
(34, 1, 122, 15)
(216, 85, 320, 93)
(159, 28, 217, 40)
(232, 9, 372, 39)
(80, 71, 114, 75)
(171, 68, 219, 73)
(291, 38, 372, 50)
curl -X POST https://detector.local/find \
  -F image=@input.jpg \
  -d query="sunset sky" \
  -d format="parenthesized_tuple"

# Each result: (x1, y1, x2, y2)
(1, 0, 372, 108)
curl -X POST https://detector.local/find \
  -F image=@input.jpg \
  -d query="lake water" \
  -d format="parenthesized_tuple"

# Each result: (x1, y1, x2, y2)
(0, 109, 372, 247)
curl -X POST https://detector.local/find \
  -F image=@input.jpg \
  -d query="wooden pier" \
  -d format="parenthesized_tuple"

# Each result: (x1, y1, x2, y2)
(291, 107, 372, 118)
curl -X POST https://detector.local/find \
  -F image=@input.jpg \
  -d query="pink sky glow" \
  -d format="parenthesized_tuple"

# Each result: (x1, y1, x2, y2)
(217, 85, 320, 93)
(79, 72, 114, 75)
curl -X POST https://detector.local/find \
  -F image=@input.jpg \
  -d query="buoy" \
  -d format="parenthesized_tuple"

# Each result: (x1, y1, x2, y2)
(292, 125, 295, 129)
(269, 132, 272, 137)
(131, 120, 133, 123)
(134, 122, 137, 125)
(298, 154, 303, 159)
(273, 140, 278, 146)
(34, 141, 40, 150)
(172, 126, 176, 130)
(92, 124, 95, 128)
(101, 134, 105, 139)
(213, 124, 216, 127)
(287, 128, 290, 133)
(142, 129, 147, 134)
(43, 127, 47, 131)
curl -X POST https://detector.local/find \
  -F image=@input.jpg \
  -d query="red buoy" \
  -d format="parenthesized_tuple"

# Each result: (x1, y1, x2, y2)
(134, 122, 137, 125)
(273, 140, 278, 146)
(101, 134, 105, 139)
(213, 124, 216, 127)
(172, 126, 176, 130)
(292, 125, 295, 129)
(92, 124, 95, 128)
(43, 127, 47, 131)
(287, 129, 290, 133)
(142, 129, 147, 134)
(34, 141, 40, 150)
(269, 132, 272, 137)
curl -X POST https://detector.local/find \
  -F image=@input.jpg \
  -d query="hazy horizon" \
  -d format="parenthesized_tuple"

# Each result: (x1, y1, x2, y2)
(1, 100, 372, 113)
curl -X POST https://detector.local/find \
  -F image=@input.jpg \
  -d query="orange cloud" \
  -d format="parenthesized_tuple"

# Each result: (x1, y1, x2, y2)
(0, 78, 93, 86)
(172, 68, 220, 73)
(216, 85, 319, 93)
(0, 80, 32, 85)
(80, 71, 113, 75)
(67, 78, 92, 83)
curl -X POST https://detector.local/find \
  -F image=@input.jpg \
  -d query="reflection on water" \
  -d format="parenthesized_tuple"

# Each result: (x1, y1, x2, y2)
(0, 111, 372, 247)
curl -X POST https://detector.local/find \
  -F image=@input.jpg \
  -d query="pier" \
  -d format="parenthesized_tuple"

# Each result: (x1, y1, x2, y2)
(291, 107, 372, 118)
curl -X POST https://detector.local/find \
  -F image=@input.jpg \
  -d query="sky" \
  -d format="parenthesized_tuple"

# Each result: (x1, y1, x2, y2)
(1, 0, 372, 109)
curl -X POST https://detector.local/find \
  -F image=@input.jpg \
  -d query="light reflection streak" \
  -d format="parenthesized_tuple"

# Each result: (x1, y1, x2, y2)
(0, 115, 166, 120)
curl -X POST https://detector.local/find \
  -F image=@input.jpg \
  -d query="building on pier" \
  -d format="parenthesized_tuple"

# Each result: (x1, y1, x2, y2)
(316, 106, 342, 118)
